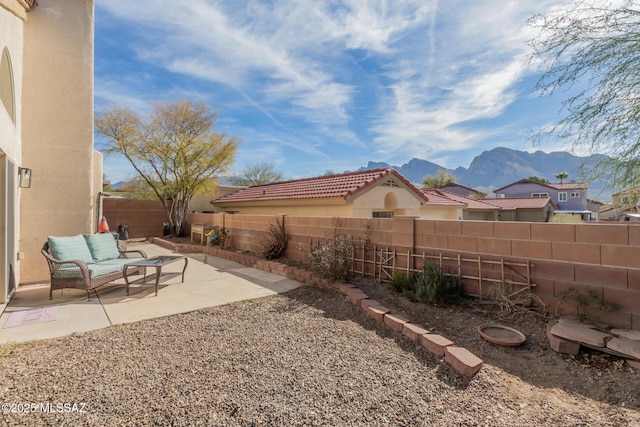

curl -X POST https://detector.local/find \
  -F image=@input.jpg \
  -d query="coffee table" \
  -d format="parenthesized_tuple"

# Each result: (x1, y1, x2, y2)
(123, 255, 188, 296)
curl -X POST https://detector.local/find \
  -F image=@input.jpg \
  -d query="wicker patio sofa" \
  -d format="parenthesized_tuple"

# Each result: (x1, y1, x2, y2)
(42, 233, 147, 300)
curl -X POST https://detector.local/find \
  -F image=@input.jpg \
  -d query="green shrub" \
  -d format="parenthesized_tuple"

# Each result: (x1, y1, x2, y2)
(389, 273, 408, 293)
(387, 263, 462, 305)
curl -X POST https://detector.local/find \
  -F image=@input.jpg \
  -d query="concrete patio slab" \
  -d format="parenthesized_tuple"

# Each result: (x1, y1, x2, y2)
(0, 242, 302, 344)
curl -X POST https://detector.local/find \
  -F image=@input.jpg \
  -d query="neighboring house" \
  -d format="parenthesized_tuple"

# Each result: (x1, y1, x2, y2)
(440, 182, 487, 199)
(422, 189, 499, 221)
(483, 197, 555, 222)
(189, 184, 246, 213)
(599, 204, 616, 221)
(608, 187, 640, 220)
(493, 179, 593, 221)
(586, 199, 603, 222)
(1, 0, 97, 300)
(211, 168, 463, 220)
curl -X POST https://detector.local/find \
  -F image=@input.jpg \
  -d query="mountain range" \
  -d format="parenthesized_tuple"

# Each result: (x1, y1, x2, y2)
(357, 147, 613, 201)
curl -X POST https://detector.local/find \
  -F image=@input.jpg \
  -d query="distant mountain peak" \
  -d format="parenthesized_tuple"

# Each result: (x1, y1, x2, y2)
(356, 147, 612, 200)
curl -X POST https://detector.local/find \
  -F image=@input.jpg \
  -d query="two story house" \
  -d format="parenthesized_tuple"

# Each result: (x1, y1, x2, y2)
(1, 0, 98, 301)
(493, 179, 594, 221)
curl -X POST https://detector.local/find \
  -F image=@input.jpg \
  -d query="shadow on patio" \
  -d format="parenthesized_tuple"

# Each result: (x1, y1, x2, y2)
(0, 243, 301, 345)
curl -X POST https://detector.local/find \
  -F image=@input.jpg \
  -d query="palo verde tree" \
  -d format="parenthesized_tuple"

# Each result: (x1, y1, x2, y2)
(96, 100, 239, 237)
(229, 162, 284, 186)
(529, 1, 640, 190)
(421, 169, 456, 189)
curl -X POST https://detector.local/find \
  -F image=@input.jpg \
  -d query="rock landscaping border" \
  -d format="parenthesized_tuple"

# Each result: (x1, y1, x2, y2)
(547, 317, 640, 367)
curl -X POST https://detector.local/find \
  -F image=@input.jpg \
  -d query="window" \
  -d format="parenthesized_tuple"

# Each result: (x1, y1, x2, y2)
(558, 192, 568, 202)
(373, 211, 393, 218)
(0, 47, 15, 124)
(570, 192, 580, 198)
(531, 192, 549, 198)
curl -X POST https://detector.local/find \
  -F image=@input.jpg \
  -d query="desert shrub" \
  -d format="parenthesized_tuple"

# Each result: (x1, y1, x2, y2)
(260, 217, 289, 260)
(549, 213, 583, 223)
(390, 263, 462, 305)
(309, 234, 353, 281)
(218, 227, 230, 249)
(556, 286, 619, 323)
(389, 273, 408, 293)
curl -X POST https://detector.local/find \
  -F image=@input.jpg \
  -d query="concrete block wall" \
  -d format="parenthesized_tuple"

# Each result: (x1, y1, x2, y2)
(177, 213, 640, 330)
(102, 199, 168, 239)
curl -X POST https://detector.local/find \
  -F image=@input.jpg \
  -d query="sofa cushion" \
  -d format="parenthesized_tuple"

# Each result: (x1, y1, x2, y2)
(87, 262, 123, 278)
(52, 262, 122, 279)
(84, 233, 120, 262)
(48, 235, 94, 264)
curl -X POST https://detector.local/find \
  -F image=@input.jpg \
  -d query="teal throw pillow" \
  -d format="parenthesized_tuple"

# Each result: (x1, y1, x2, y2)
(48, 235, 94, 264)
(84, 233, 120, 262)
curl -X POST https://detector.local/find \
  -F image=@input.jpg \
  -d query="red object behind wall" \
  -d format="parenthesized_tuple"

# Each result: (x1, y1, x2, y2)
(98, 216, 110, 233)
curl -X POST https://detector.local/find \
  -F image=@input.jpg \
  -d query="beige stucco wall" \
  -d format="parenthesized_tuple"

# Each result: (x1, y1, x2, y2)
(464, 210, 498, 221)
(0, 2, 24, 162)
(418, 205, 462, 220)
(215, 197, 353, 217)
(92, 149, 102, 226)
(213, 184, 464, 220)
(0, 2, 26, 300)
(20, 0, 95, 283)
(352, 185, 423, 217)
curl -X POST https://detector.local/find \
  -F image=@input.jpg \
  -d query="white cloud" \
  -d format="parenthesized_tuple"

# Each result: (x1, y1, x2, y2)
(96, 0, 576, 177)
(367, 0, 572, 166)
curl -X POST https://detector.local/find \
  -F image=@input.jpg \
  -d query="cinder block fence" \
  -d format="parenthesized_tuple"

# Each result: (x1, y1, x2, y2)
(189, 212, 640, 330)
(102, 198, 640, 330)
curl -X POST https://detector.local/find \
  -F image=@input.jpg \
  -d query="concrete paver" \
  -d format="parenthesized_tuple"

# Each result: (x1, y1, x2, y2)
(0, 243, 301, 344)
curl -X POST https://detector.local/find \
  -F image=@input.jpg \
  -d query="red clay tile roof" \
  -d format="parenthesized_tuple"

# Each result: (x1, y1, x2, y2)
(436, 190, 501, 210)
(440, 182, 487, 197)
(494, 179, 586, 192)
(483, 197, 554, 210)
(419, 189, 468, 207)
(213, 168, 428, 204)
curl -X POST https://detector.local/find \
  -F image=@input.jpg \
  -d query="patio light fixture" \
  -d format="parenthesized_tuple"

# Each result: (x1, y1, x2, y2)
(18, 167, 32, 188)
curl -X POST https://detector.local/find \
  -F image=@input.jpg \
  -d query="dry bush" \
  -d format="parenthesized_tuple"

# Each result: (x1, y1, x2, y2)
(261, 217, 289, 259)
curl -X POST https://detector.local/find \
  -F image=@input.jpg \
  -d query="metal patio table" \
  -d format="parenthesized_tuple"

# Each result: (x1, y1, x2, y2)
(123, 255, 188, 296)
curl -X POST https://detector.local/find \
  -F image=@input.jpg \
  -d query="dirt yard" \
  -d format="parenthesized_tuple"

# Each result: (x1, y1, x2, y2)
(1, 279, 639, 425)
(354, 277, 640, 411)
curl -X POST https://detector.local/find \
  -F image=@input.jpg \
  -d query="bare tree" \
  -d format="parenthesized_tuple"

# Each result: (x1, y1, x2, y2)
(96, 100, 239, 236)
(529, 1, 640, 190)
(229, 162, 284, 186)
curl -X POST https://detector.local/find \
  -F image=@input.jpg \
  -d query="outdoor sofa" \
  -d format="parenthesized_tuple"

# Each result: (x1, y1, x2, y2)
(42, 233, 147, 299)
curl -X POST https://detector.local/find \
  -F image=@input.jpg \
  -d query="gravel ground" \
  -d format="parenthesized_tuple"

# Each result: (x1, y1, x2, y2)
(0, 285, 639, 426)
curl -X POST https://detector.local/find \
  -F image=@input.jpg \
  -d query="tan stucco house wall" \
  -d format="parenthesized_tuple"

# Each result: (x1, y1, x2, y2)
(1, 0, 29, 303)
(0, 0, 98, 292)
(214, 197, 354, 217)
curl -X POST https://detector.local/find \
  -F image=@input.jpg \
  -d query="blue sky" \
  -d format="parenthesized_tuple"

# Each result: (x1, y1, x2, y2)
(95, 0, 578, 184)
